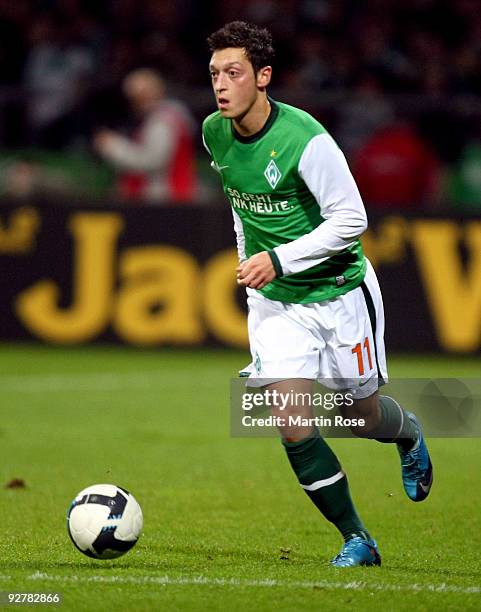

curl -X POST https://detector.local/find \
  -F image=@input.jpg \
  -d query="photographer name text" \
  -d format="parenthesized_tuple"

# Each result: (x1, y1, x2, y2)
(241, 415, 365, 427)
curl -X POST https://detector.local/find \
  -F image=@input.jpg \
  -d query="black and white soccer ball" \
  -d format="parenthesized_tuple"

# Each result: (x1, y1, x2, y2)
(67, 484, 143, 559)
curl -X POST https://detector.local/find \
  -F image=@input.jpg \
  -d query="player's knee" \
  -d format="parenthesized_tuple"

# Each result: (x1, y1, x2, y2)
(279, 426, 317, 443)
(343, 396, 376, 418)
(343, 393, 380, 436)
(277, 423, 313, 443)
(274, 408, 314, 442)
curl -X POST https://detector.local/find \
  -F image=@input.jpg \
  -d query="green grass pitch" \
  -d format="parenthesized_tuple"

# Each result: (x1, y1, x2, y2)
(0, 344, 480, 611)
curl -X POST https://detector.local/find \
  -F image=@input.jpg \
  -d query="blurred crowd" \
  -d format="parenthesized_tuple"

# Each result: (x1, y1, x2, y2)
(0, 0, 480, 209)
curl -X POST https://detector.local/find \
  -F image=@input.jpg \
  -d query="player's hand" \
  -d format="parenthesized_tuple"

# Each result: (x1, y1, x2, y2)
(92, 129, 118, 154)
(236, 252, 276, 289)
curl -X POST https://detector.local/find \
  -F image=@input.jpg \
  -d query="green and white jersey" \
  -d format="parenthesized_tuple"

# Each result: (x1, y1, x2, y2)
(202, 100, 367, 303)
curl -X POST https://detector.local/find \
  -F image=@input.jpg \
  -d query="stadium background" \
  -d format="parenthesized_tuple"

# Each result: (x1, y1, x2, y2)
(1, 2, 480, 611)
(0, 0, 480, 353)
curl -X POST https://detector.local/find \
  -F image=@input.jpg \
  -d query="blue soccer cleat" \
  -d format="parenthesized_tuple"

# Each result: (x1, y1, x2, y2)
(397, 412, 433, 502)
(330, 537, 381, 568)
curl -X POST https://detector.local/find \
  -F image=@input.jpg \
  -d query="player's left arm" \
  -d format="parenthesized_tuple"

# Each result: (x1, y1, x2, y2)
(272, 133, 367, 276)
(237, 133, 367, 288)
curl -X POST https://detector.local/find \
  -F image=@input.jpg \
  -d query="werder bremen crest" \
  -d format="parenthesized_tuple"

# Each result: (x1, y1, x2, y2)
(264, 159, 282, 189)
(255, 352, 262, 374)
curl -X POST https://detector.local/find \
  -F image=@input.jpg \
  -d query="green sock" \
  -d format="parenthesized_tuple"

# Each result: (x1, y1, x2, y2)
(283, 433, 370, 542)
(370, 395, 419, 450)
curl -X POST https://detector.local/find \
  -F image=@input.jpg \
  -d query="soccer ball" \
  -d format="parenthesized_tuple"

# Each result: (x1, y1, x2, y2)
(67, 484, 143, 559)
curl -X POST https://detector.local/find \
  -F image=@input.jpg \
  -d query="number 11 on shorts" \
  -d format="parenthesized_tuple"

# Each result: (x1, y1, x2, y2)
(352, 337, 373, 376)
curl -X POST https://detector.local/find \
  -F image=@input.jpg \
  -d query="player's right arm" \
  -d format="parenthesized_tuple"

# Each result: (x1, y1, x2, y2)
(202, 124, 246, 264)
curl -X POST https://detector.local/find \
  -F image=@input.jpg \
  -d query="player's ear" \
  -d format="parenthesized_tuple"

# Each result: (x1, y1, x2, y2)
(256, 66, 272, 89)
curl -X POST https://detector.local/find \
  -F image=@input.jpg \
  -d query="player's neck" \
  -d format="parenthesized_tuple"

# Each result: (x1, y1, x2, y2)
(232, 96, 271, 138)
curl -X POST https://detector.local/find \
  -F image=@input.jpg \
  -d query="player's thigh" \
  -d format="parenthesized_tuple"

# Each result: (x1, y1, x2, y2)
(247, 292, 321, 380)
(320, 261, 387, 399)
(362, 258, 388, 382)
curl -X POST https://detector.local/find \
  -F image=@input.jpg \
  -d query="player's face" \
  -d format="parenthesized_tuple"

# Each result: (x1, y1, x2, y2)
(209, 48, 265, 119)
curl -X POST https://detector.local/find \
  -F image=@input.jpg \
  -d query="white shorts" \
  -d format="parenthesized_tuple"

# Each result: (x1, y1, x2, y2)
(242, 259, 388, 399)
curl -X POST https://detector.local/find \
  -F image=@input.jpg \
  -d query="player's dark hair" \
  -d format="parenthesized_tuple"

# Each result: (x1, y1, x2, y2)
(207, 21, 275, 73)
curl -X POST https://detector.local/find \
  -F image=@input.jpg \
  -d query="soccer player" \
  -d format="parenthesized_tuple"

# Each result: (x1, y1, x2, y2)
(202, 21, 433, 567)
